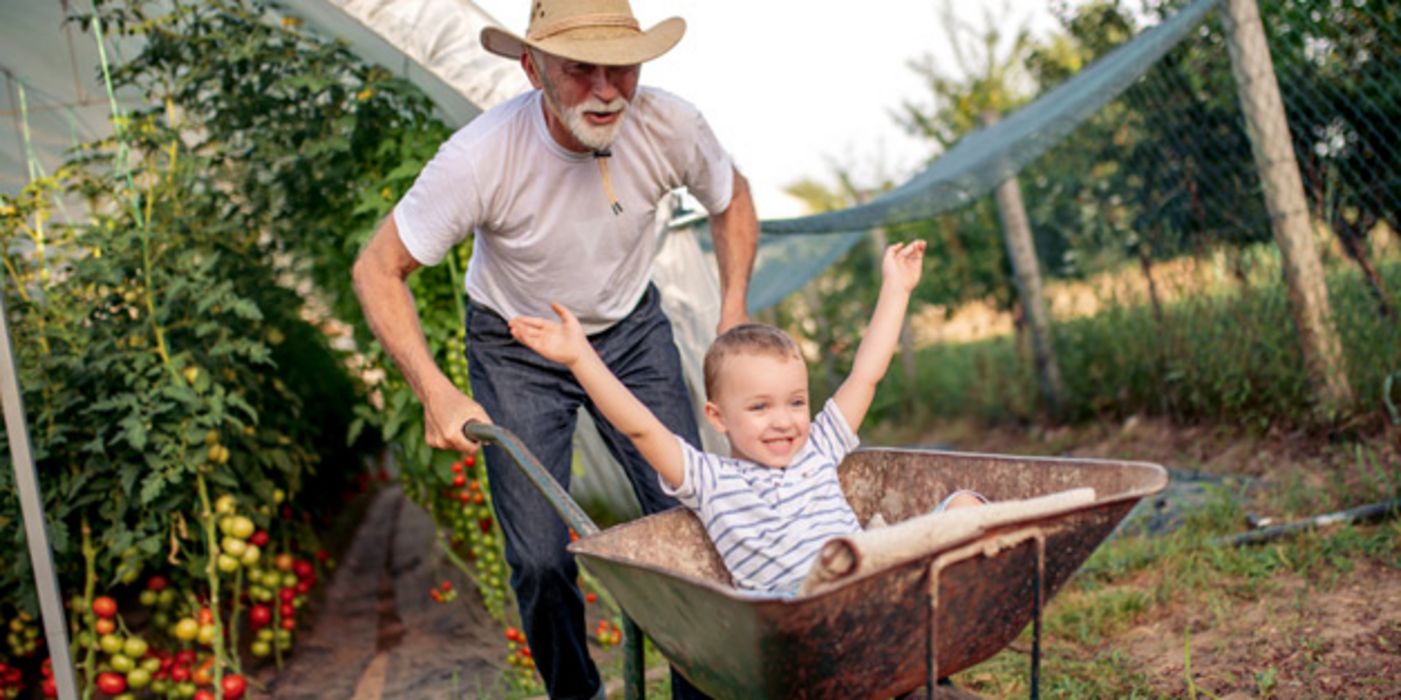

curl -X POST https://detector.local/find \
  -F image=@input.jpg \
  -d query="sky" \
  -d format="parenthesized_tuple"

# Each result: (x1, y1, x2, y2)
(472, 1, 1063, 218)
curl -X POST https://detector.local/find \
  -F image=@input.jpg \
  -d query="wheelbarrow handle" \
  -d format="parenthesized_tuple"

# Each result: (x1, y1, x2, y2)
(462, 420, 600, 538)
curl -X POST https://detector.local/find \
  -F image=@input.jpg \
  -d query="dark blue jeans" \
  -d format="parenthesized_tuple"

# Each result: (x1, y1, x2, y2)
(467, 284, 710, 700)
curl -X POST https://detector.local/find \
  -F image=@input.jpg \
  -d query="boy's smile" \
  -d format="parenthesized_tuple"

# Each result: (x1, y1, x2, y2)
(704, 352, 812, 469)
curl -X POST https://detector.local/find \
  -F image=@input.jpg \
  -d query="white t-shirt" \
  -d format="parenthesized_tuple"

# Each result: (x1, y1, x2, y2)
(663, 400, 863, 593)
(394, 87, 734, 333)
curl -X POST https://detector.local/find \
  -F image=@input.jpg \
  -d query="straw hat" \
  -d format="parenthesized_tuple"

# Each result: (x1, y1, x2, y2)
(481, 0, 685, 66)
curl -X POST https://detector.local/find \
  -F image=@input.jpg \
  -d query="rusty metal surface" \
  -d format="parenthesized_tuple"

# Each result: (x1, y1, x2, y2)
(568, 448, 1167, 699)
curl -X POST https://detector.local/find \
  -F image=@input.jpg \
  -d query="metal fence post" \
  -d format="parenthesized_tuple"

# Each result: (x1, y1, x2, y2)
(0, 292, 78, 699)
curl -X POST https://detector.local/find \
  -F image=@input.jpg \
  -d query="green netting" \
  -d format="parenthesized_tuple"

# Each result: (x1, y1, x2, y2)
(759, 0, 1221, 237)
(727, 0, 1222, 313)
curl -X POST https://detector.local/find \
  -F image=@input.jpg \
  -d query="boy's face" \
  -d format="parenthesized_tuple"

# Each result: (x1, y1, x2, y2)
(703, 351, 811, 469)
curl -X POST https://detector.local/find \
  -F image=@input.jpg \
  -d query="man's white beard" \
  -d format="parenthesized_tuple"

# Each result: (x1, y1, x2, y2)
(560, 96, 629, 151)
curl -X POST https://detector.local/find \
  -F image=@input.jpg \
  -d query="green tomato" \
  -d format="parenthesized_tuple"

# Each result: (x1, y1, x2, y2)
(215, 495, 237, 515)
(126, 667, 152, 689)
(221, 537, 248, 558)
(98, 634, 124, 655)
(229, 516, 255, 540)
(240, 544, 261, 567)
(250, 640, 271, 657)
(217, 553, 241, 574)
(138, 590, 158, 607)
(156, 589, 177, 608)
(173, 618, 199, 641)
(122, 636, 149, 658)
(109, 653, 134, 673)
(141, 656, 161, 673)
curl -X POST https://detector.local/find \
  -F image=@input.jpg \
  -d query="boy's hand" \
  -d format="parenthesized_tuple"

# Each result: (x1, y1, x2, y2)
(509, 303, 589, 367)
(882, 240, 927, 293)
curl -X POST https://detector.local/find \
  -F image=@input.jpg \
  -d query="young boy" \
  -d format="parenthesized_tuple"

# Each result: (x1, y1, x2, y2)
(509, 240, 980, 595)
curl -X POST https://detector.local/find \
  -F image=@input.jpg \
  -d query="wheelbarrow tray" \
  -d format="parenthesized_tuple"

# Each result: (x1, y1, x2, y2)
(568, 447, 1167, 699)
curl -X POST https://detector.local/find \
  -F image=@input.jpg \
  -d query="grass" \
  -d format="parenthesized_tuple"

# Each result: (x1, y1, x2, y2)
(952, 438, 1401, 699)
(871, 254, 1401, 432)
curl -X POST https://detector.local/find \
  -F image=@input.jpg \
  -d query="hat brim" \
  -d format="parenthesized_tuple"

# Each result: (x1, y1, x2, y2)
(481, 17, 684, 66)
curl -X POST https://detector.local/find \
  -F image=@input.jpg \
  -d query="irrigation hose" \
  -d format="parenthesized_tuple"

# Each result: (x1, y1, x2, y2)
(1212, 497, 1401, 548)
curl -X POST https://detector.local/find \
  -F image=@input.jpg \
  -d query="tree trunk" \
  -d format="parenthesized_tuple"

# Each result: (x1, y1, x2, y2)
(1222, 0, 1353, 412)
(1139, 245, 1165, 325)
(982, 111, 1066, 420)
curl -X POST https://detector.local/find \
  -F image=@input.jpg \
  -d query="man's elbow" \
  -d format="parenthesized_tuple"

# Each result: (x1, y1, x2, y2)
(350, 249, 375, 299)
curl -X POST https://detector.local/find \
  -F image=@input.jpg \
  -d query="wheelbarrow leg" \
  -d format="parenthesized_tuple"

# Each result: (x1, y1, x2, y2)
(925, 566, 939, 699)
(1030, 535, 1045, 700)
(624, 614, 645, 700)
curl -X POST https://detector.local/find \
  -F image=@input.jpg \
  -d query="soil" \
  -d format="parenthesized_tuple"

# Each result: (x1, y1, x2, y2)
(919, 416, 1401, 699)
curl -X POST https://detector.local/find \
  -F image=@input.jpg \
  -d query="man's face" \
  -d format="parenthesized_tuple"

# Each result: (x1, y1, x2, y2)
(525, 51, 640, 152)
(703, 352, 813, 469)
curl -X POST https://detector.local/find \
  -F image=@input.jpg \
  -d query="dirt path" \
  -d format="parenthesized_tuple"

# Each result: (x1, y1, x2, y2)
(256, 485, 504, 699)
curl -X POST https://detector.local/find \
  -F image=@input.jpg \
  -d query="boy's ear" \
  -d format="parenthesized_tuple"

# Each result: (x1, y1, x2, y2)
(702, 401, 727, 435)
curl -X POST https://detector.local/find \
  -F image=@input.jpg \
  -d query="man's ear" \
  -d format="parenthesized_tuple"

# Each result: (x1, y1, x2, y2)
(521, 52, 544, 89)
(703, 401, 727, 435)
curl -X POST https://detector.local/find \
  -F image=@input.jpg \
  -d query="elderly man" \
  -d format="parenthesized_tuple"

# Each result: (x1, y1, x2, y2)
(351, 0, 757, 697)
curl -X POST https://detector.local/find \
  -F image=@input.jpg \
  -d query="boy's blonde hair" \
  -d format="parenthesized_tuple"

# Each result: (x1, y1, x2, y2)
(703, 323, 803, 400)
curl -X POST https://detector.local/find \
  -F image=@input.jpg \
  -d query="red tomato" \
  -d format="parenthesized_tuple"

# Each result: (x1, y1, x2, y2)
(95, 671, 126, 695)
(248, 605, 272, 628)
(194, 690, 215, 700)
(221, 673, 247, 700)
(92, 596, 118, 619)
(146, 575, 169, 592)
(249, 530, 270, 547)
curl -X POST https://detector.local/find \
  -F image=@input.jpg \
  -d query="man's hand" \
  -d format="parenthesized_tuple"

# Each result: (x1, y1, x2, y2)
(509, 303, 589, 367)
(423, 382, 493, 453)
(881, 240, 927, 294)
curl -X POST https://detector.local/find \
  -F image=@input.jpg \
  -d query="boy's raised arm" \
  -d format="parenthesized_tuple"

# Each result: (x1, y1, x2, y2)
(833, 240, 926, 433)
(509, 304, 686, 489)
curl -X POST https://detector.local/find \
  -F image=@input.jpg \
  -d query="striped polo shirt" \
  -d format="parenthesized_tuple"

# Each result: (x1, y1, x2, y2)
(663, 399, 863, 593)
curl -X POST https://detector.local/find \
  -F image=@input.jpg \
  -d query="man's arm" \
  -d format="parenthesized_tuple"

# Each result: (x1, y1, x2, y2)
(708, 167, 759, 334)
(832, 241, 926, 433)
(509, 306, 685, 488)
(352, 214, 490, 452)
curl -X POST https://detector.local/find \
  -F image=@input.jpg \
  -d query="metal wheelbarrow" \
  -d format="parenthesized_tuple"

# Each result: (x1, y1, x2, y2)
(465, 422, 1168, 699)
